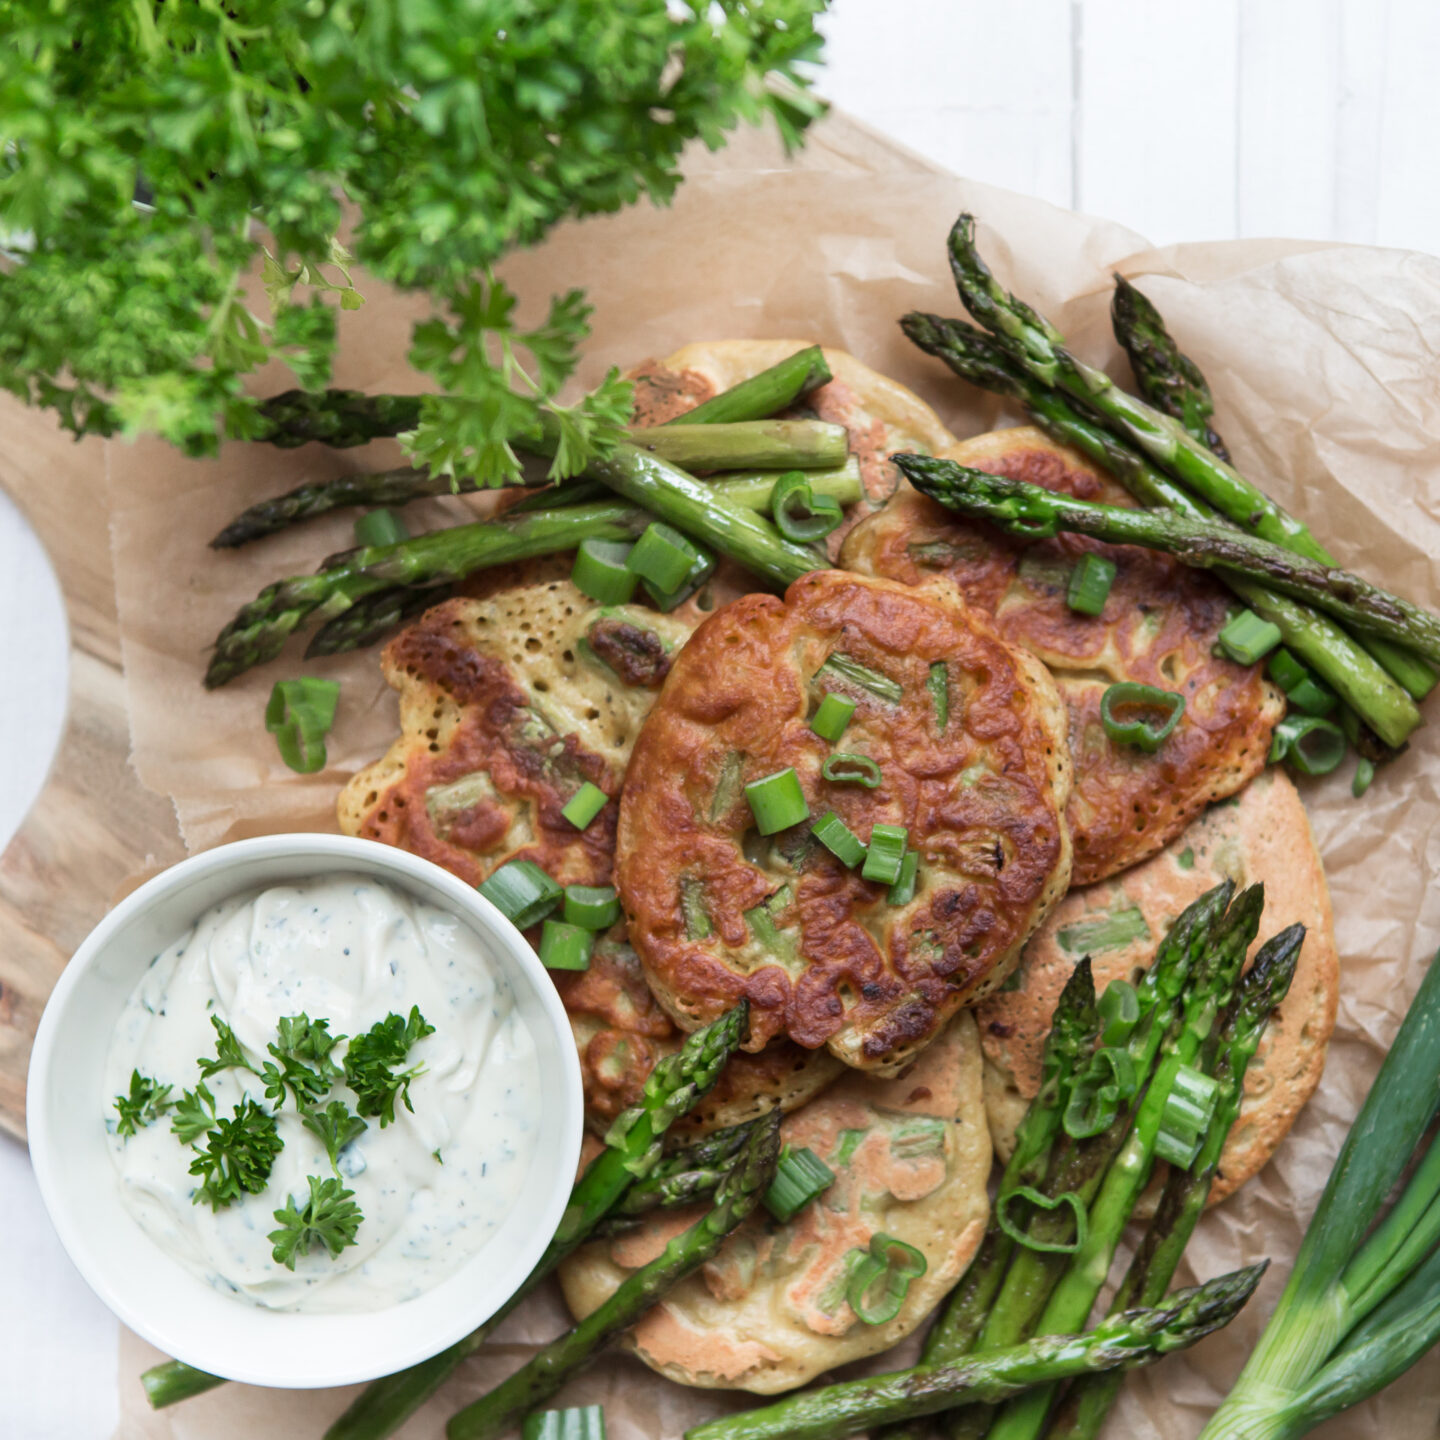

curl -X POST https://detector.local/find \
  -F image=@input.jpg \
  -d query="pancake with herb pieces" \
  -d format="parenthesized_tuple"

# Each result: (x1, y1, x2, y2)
(841, 426, 1285, 885)
(977, 767, 1337, 1206)
(616, 568, 1072, 1074)
(557, 1011, 990, 1393)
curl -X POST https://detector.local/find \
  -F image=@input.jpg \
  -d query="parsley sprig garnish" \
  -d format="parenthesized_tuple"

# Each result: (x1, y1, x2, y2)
(112, 1070, 174, 1138)
(186, 1097, 284, 1211)
(269, 1175, 364, 1271)
(344, 1006, 437, 1127)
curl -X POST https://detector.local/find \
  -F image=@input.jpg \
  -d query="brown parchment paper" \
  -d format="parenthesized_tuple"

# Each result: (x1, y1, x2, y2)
(108, 109, 1440, 1440)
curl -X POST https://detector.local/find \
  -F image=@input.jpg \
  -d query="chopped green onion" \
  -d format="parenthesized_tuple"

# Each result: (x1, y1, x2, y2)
(1287, 676, 1338, 717)
(563, 885, 621, 931)
(354, 508, 408, 548)
(561, 781, 609, 831)
(1098, 979, 1140, 1047)
(996, 1186, 1088, 1254)
(1353, 756, 1375, 799)
(812, 811, 867, 868)
(817, 653, 903, 704)
(847, 1232, 928, 1325)
(927, 661, 950, 731)
(265, 677, 341, 775)
(477, 859, 565, 930)
(763, 1145, 836, 1222)
(1266, 647, 1309, 693)
(539, 918, 594, 972)
(770, 470, 844, 543)
(1218, 608, 1283, 665)
(886, 850, 919, 907)
(744, 768, 809, 835)
(522, 1405, 607, 1440)
(822, 752, 882, 789)
(1063, 1046, 1137, 1138)
(833, 1128, 867, 1166)
(626, 522, 698, 594)
(1270, 715, 1347, 776)
(1156, 1062, 1221, 1169)
(1100, 682, 1186, 753)
(810, 692, 856, 744)
(1066, 553, 1117, 617)
(572, 538, 638, 604)
(862, 824, 908, 886)
(645, 534, 715, 611)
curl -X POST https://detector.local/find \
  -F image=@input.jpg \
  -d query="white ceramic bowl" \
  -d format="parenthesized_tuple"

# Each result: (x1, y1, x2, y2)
(27, 833, 583, 1389)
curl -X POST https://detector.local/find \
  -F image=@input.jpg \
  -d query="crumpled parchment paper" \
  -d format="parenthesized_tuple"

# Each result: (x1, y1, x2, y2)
(108, 108, 1440, 1440)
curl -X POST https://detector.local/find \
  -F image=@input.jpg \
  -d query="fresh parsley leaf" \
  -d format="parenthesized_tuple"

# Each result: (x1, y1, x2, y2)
(269, 1175, 364, 1270)
(0, 0, 827, 460)
(187, 1097, 283, 1211)
(260, 1012, 345, 1110)
(197, 1016, 256, 1080)
(301, 1100, 368, 1172)
(171, 1082, 220, 1145)
(113, 1070, 174, 1138)
(343, 1006, 436, 1127)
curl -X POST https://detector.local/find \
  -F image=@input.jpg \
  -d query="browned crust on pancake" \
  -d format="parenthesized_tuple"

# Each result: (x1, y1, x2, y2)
(977, 768, 1337, 1205)
(616, 569, 1072, 1071)
(841, 427, 1284, 885)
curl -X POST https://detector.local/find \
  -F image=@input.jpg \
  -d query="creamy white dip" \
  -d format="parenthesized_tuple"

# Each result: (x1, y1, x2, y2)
(103, 874, 541, 1313)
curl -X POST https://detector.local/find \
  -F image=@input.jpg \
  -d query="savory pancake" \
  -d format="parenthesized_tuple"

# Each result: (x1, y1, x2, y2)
(629, 340, 960, 515)
(978, 768, 1337, 1206)
(558, 1012, 991, 1393)
(842, 426, 1285, 886)
(616, 568, 1073, 1073)
(338, 577, 841, 1131)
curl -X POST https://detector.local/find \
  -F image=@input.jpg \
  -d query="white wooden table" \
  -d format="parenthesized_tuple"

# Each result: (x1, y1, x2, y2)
(4, 3, 1437, 1433)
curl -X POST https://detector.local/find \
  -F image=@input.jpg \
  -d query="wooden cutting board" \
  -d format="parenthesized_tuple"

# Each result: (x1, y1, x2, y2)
(0, 396, 185, 1141)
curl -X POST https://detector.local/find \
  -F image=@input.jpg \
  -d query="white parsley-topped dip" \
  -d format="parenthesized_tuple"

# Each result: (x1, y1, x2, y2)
(103, 873, 541, 1313)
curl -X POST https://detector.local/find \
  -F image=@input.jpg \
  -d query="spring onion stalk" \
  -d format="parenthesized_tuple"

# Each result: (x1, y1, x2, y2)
(944, 215, 1436, 701)
(1066, 554, 1115, 617)
(563, 886, 621, 931)
(771, 470, 845, 541)
(745, 768, 809, 835)
(862, 825, 909, 885)
(571, 539, 638, 604)
(899, 311, 1415, 752)
(810, 692, 857, 743)
(560, 782, 609, 831)
(812, 811, 867, 868)
(764, 1146, 836, 1222)
(477, 859, 565, 929)
(1196, 950, 1440, 1440)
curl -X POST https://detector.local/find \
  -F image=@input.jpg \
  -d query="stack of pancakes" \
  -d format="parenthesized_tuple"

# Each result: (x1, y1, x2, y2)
(338, 342, 1337, 1393)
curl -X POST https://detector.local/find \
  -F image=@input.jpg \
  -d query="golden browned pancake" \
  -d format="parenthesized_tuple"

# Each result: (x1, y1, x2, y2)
(616, 568, 1073, 1073)
(337, 578, 840, 1132)
(629, 340, 960, 515)
(977, 768, 1336, 1206)
(558, 1012, 991, 1393)
(841, 427, 1285, 886)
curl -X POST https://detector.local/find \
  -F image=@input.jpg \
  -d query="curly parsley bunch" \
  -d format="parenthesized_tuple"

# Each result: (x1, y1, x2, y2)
(0, 0, 826, 478)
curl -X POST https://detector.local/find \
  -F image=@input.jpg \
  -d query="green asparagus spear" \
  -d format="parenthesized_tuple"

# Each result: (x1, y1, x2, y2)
(288, 1004, 750, 1440)
(250, 347, 832, 450)
(305, 584, 450, 657)
(1110, 275, 1230, 462)
(681, 1267, 1267, 1440)
(899, 311, 1413, 753)
(445, 1110, 783, 1440)
(878, 962, 1100, 1440)
(1044, 925, 1304, 1440)
(626, 419, 847, 471)
(139, 1362, 226, 1408)
(982, 889, 1266, 1440)
(944, 884, 1240, 1440)
(597, 1120, 761, 1232)
(946, 215, 1435, 701)
(669, 345, 833, 426)
(892, 457, 1440, 670)
(254, 389, 425, 450)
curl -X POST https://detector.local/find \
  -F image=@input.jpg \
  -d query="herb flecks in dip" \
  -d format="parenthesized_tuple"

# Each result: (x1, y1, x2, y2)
(104, 874, 540, 1313)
